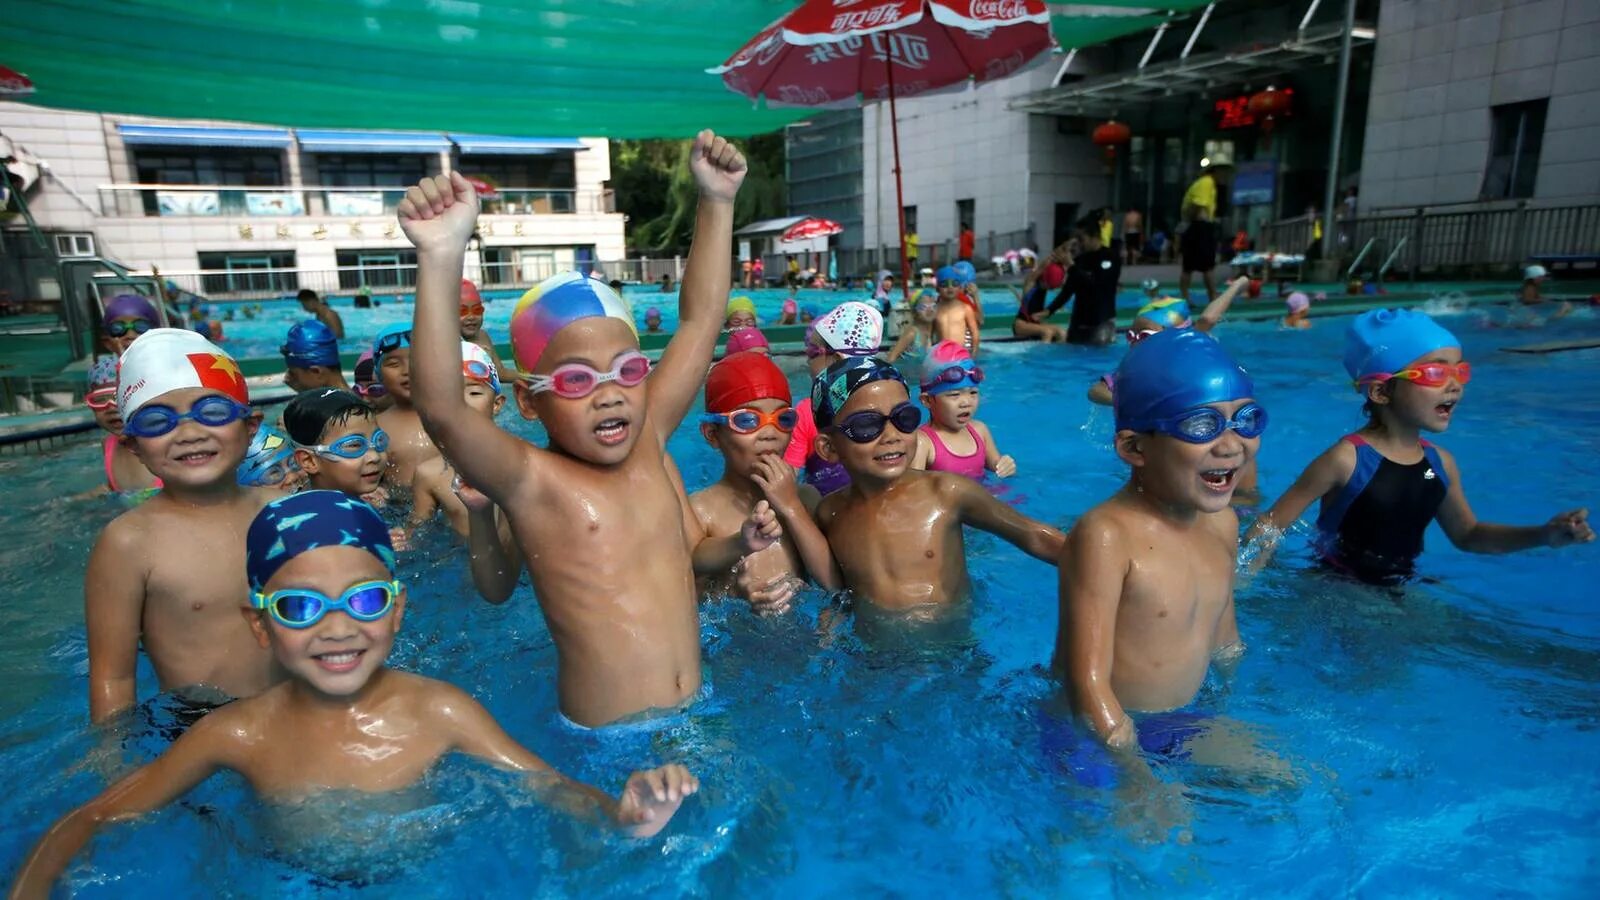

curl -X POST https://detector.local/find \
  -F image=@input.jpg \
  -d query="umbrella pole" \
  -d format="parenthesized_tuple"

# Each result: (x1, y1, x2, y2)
(887, 56, 911, 306)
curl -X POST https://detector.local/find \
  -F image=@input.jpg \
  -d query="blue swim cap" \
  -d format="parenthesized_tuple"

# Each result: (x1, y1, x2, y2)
(237, 425, 298, 487)
(812, 356, 907, 429)
(952, 261, 977, 285)
(1343, 309, 1460, 388)
(246, 490, 396, 592)
(1114, 329, 1254, 432)
(372, 322, 412, 359)
(935, 265, 961, 284)
(1136, 297, 1191, 328)
(281, 320, 340, 368)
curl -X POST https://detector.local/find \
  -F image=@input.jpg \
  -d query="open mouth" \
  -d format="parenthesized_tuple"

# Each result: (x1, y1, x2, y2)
(175, 449, 218, 466)
(313, 649, 365, 673)
(360, 467, 383, 486)
(1200, 467, 1239, 492)
(595, 418, 630, 446)
(1435, 399, 1458, 419)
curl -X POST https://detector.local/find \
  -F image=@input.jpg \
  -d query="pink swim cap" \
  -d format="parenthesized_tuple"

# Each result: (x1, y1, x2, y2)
(781, 298, 798, 314)
(725, 327, 769, 355)
(1286, 291, 1311, 313)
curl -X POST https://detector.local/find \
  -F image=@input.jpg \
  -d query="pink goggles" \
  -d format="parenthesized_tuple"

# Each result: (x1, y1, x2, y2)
(522, 351, 650, 399)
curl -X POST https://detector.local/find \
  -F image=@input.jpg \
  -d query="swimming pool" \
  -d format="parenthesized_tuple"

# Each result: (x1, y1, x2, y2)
(2, 308, 1596, 896)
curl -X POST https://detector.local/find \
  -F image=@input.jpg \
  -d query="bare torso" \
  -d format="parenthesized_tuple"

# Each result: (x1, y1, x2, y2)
(690, 482, 807, 595)
(815, 471, 970, 611)
(376, 405, 440, 488)
(933, 303, 972, 349)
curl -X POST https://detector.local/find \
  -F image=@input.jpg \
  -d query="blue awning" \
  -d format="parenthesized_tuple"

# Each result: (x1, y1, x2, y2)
(449, 134, 589, 155)
(296, 130, 451, 154)
(117, 124, 294, 148)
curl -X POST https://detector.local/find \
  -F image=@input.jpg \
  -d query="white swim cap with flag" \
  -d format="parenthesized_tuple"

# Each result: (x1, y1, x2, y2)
(117, 327, 249, 419)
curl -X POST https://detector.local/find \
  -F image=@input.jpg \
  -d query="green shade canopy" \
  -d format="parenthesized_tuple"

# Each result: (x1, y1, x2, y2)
(0, 1, 1206, 138)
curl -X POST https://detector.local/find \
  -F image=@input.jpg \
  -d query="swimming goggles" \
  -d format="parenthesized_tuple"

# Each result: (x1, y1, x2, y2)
(105, 318, 153, 338)
(123, 395, 252, 438)
(245, 457, 300, 487)
(937, 279, 961, 289)
(306, 428, 389, 460)
(523, 351, 650, 399)
(1139, 403, 1268, 443)
(1125, 327, 1161, 345)
(463, 358, 497, 386)
(375, 329, 412, 355)
(353, 382, 387, 400)
(460, 302, 485, 317)
(833, 401, 923, 444)
(252, 579, 401, 629)
(85, 386, 118, 410)
(922, 364, 984, 390)
(1372, 361, 1472, 389)
(701, 407, 799, 435)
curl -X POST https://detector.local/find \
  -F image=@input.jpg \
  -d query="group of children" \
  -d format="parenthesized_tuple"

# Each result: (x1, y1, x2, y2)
(22, 128, 1596, 893)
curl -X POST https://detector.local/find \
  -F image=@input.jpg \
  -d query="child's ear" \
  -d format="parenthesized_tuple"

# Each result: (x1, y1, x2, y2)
(492, 395, 507, 416)
(1364, 381, 1393, 407)
(512, 382, 541, 421)
(293, 447, 319, 476)
(700, 422, 722, 449)
(242, 607, 272, 649)
(1113, 430, 1146, 467)
(814, 431, 840, 464)
(247, 411, 263, 437)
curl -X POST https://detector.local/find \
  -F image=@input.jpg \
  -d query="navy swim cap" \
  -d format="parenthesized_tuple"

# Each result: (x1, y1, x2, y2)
(281, 320, 340, 368)
(812, 356, 907, 429)
(1114, 328, 1254, 432)
(246, 490, 395, 592)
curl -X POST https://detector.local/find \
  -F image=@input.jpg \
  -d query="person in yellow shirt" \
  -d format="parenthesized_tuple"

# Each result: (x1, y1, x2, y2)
(1179, 166, 1220, 304)
(904, 230, 920, 270)
(1305, 205, 1324, 260)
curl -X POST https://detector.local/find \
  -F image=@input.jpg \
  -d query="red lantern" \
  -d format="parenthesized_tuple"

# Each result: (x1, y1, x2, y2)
(1091, 120, 1132, 163)
(1247, 87, 1291, 147)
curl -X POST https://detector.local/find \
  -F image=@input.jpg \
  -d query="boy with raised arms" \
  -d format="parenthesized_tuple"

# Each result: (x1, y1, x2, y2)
(810, 356, 1064, 612)
(12, 493, 696, 896)
(371, 322, 442, 489)
(83, 329, 279, 724)
(398, 131, 766, 727)
(1054, 329, 1260, 755)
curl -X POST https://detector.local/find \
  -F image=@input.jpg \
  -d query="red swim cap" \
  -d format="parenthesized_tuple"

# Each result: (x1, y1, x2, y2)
(705, 351, 791, 413)
(461, 280, 482, 303)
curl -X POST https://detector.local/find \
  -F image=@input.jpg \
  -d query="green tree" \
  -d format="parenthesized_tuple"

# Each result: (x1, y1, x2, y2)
(610, 133, 786, 254)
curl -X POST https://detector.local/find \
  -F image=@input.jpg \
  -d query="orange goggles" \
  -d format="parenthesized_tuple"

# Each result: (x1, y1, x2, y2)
(1369, 361, 1472, 389)
(460, 303, 485, 317)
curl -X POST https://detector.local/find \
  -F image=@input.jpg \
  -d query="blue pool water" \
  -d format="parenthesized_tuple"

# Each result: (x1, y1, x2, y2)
(2, 308, 1597, 896)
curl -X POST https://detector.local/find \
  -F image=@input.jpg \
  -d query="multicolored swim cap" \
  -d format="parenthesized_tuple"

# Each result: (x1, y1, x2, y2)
(117, 328, 249, 419)
(812, 356, 906, 429)
(952, 261, 977, 285)
(372, 322, 411, 359)
(1140, 278, 1160, 293)
(706, 350, 791, 413)
(1136, 296, 1191, 328)
(1343, 309, 1460, 388)
(1286, 291, 1311, 314)
(460, 280, 482, 304)
(245, 490, 395, 592)
(726, 296, 757, 319)
(237, 425, 297, 487)
(1114, 329, 1253, 432)
(935, 265, 960, 284)
(725, 327, 769, 355)
(102, 293, 160, 326)
(509, 272, 636, 374)
(920, 341, 979, 395)
(87, 355, 120, 389)
(810, 301, 883, 356)
(462, 340, 501, 395)
(281, 320, 340, 368)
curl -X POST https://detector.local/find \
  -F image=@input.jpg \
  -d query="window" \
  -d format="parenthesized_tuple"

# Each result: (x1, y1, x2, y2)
(314, 155, 430, 188)
(903, 205, 918, 234)
(335, 249, 417, 289)
(518, 249, 558, 282)
(197, 251, 297, 295)
(481, 247, 515, 286)
(133, 148, 285, 216)
(1482, 99, 1548, 200)
(54, 233, 95, 257)
(956, 199, 975, 232)
(457, 153, 576, 189)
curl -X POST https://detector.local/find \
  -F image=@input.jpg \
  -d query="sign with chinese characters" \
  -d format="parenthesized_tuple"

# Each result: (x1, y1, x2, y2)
(1215, 88, 1295, 130)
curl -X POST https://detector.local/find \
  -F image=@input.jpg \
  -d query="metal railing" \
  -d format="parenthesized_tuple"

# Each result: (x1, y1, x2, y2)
(96, 184, 616, 218)
(760, 226, 1040, 287)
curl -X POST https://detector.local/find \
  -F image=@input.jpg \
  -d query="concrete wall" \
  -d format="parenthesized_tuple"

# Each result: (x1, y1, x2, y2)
(1359, 0, 1600, 209)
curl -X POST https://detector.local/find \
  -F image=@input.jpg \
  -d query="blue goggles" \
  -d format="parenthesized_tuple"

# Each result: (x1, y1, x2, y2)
(238, 455, 300, 487)
(374, 329, 412, 356)
(1138, 403, 1268, 443)
(305, 428, 389, 459)
(252, 579, 400, 629)
(124, 395, 252, 438)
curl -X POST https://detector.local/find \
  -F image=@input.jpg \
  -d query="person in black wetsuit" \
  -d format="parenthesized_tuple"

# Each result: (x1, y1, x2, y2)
(1056, 218, 1122, 345)
(1247, 309, 1593, 583)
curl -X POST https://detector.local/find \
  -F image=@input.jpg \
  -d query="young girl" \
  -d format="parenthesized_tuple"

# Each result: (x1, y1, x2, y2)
(783, 302, 883, 496)
(1249, 309, 1592, 583)
(83, 356, 162, 500)
(910, 341, 1015, 479)
(885, 289, 936, 366)
(1282, 291, 1312, 329)
(726, 295, 758, 330)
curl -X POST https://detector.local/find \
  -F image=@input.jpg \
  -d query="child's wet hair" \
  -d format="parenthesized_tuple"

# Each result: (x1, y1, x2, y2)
(283, 388, 375, 446)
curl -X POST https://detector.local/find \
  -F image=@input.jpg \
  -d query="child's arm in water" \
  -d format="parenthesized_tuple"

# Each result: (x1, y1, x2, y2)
(457, 478, 524, 604)
(438, 681, 696, 838)
(885, 326, 916, 362)
(1195, 275, 1249, 333)
(399, 173, 540, 512)
(951, 475, 1065, 562)
(83, 519, 145, 723)
(750, 454, 842, 590)
(1433, 448, 1594, 553)
(965, 304, 982, 357)
(1087, 377, 1113, 407)
(1244, 440, 1357, 565)
(973, 420, 1016, 478)
(1056, 510, 1138, 749)
(10, 710, 233, 894)
(644, 133, 746, 441)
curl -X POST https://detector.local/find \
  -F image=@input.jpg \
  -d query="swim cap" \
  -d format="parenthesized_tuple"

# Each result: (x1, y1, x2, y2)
(935, 265, 960, 284)
(282, 388, 371, 446)
(281, 320, 340, 368)
(725, 327, 769, 355)
(245, 490, 396, 592)
(117, 328, 249, 419)
(1286, 291, 1311, 314)
(1136, 297, 1191, 328)
(812, 356, 906, 429)
(372, 322, 411, 359)
(353, 350, 377, 386)
(920, 341, 979, 395)
(102, 293, 160, 326)
(952, 261, 977, 285)
(644, 306, 663, 321)
(810, 301, 883, 355)
(237, 425, 297, 487)
(356, 285, 372, 298)
(1140, 278, 1160, 293)
(800, 304, 819, 319)
(726, 296, 757, 319)
(1114, 329, 1254, 432)
(781, 298, 798, 315)
(1343, 309, 1460, 387)
(87, 355, 119, 389)
(706, 350, 791, 413)
(1525, 264, 1548, 280)
(461, 280, 482, 304)
(509, 271, 636, 374)
(462, 340, 501, 394)
(913, 289, 937, 312)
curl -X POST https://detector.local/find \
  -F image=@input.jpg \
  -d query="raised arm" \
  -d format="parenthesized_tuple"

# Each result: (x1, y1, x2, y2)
(84, 521, 144, 724)
(399, 172, 538, 510)
(1194, 275, 1249, 332)
(1243, 440, 1355, 559)
(954, 476, 1064, 562)
(1054, 513, 1135, 749)
(645, 132, 747, 440)
(1434, 448, 1594, 553)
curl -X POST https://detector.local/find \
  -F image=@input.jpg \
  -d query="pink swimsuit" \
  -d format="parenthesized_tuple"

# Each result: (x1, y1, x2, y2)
(922, 424, 986, 479)
(104, 435, 162, 495)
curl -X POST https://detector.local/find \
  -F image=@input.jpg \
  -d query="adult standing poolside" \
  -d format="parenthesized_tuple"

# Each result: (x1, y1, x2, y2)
(1179, 165, 1220, 304)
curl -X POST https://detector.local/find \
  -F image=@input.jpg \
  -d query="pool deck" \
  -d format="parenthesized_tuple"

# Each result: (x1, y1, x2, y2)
(0, 283, 1581, 453)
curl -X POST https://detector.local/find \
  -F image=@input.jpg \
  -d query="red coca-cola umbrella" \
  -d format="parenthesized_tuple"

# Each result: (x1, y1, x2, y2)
(0, 65, 36, 97)
(465, 175, 501, 200)
(712, 0, 1054, 299)
(781, 217, 844, 242)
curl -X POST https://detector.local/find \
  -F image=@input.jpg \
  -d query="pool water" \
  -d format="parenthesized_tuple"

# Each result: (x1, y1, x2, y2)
(2, 308, 1598, 896)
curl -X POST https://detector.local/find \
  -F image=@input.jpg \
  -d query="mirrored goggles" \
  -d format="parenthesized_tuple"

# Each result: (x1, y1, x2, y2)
(253, 579, 400, 629)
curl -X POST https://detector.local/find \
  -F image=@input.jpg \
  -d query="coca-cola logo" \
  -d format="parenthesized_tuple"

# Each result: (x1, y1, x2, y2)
(970, 0, 1029, 19)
